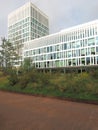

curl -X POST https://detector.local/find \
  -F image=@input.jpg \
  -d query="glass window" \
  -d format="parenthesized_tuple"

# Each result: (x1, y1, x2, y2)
(91, 47, 95, 55)
(53, 53, 56, 59)
(67, 43, 71, 49)
(96, 37, 98, 45)
(88, 38, 95, 46)
(64, 43, 67, 50)
(97, 56, 98, 64)
(81, 58, 85, 65)
(55, 60, 59, 67)
(76, 41, 81, 48)
(43, 55, 46, 60)
(43, 47, 46, 53)
(72, 59, 76, 66)
(87, 29, 89, 37)
(38, 49, 40, 54)
(68, 59, 71, 66)
(96, 47, 98, 54)
(57, 53, 60, 59)
(59, 60, 63, 67)
(86, 57, 90, 65)
(81, 49, 85, 56)
(72, 50, 76, 57)
(50, 46, 52, 52)
(67, 51, 72, 57)
(87, 48, 91, 55)
(84, 39, 87, 46)
(47, 47, 49, 52)
(55, 45, 59, 51)
(90, 28, 93, 36)
(72, 42, 75, 48)
(29, 50, 32, 55)
(33, 50, 35, 55)
(95, 27, 97, 35)
(76, 50, 80, 56)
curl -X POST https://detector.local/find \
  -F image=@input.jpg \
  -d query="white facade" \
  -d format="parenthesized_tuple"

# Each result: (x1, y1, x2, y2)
(8, 2, 49, 43)
(8, 2, 49, 64)
(24, 20, 98, 69)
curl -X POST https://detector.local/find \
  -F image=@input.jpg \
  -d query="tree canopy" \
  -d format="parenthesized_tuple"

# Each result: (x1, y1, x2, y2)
(0, 37, 18, 68)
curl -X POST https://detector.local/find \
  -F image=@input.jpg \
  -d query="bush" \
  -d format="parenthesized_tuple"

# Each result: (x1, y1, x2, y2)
(89, 69, 98, 79)
(8, 69, 18, 86)
(0, 73, 9, 90)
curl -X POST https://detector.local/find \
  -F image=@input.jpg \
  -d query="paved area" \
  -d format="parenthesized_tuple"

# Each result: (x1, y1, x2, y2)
(0, 91, 98, 130)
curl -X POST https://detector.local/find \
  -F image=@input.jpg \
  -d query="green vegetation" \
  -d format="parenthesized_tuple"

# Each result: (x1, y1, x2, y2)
(0, 38, 18, 68)
(0, 66, 98, 102)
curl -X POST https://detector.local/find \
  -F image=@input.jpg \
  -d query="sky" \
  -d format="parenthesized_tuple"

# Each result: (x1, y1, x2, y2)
(0, 0, 98, 39)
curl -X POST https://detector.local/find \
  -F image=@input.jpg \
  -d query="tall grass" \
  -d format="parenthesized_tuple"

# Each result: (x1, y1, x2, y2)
(0, 69, 98, 101)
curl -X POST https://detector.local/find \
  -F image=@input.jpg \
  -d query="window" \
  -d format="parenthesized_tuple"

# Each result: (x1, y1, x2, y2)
(91, 47, 95, 55)
(67, 51, 72, 57)
(50, 46, 52, 52)
(88, 38, 95, 46)
(53, 53, 56, 59)
(64, 43, 67, 50)
(96, 47, 98, 54)
(72, 42, 75, 48)
(96, 37, 98, 45)
(90, 28, 93, 36)
(86, 57, 90, 65)
(38, 49, 40, 54)
(44, 55, 46, 60)
(68, 59, 71, 66)
(81, 58, 85, 65)
(33, 50, 35, 55)
(97, 56, 98, 64)
(76, 50, 80, 56)
(84, 39, 87, 46)
(95, 27, 97, 35)
(47, 47, 49, 52)
(67, 43, 71, 49)
(87, 48, 91, 55)
(57, 53, 60, 59)
(55, 45, 59, 51)
(72, 59, 76, 66)
(76, 41, 81, 48)
(55, 60, 59, 67)
(43, 47, 46, 53)
(72, 50, 76, 57)
(59, 60, 63, 67)
(81, 49, 85, 56)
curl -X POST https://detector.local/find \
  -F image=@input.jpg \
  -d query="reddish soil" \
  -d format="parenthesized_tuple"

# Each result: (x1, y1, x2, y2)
(0, 91, 98, 130)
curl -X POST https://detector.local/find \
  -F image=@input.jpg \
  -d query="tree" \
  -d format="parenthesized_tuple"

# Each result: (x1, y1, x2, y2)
(22, 58, 32, 72)
(0, 37, 18, 69)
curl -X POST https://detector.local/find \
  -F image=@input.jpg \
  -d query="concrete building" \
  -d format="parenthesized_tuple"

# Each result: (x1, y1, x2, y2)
(8, 2, 49, 64)
(24, 20, 98, 71)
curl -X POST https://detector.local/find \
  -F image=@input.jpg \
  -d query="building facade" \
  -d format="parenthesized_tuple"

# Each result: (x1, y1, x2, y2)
(24, 20, 98, 70)
(8, 2, 49, 64)
(8, 2, 49, 43)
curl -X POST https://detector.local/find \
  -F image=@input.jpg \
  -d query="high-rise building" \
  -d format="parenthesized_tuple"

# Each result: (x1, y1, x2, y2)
(24, 20, 98, 71)
(8, 2, 49, 43)
(8, 2, 49, 64)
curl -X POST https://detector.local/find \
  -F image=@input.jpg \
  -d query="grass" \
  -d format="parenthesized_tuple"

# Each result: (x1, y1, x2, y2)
(0, 70, 98, 104)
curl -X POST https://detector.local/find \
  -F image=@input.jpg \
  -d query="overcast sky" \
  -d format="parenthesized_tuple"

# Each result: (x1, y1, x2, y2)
(0, 0, 98, 39)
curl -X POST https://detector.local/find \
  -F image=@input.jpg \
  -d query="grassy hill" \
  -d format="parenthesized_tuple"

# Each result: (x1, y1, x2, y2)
(0, 68, 98, 102)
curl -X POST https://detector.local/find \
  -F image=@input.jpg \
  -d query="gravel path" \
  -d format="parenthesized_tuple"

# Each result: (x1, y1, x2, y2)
(0, 91, 98, 130)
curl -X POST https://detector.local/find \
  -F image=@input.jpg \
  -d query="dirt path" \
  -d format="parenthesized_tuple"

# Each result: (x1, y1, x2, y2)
(0, 91, 98, 130)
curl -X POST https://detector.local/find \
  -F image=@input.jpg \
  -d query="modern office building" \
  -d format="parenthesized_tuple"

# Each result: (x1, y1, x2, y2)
(8, 2, 49, 64)
(24, 20, 98, 71)
(8, 2, 49, 43)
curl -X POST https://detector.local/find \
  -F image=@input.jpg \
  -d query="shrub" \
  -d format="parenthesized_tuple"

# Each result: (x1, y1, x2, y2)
(89, 69, 98, 79)
(8, 76, 18, 86)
